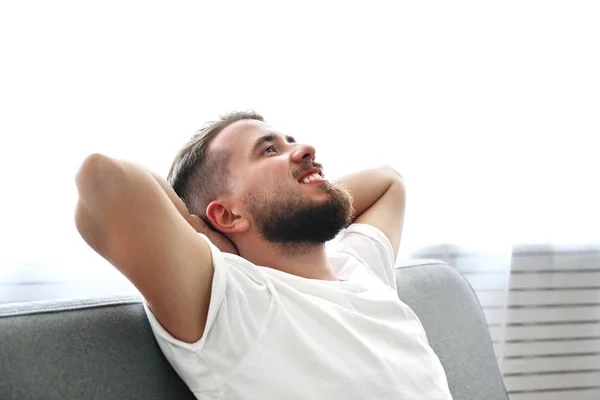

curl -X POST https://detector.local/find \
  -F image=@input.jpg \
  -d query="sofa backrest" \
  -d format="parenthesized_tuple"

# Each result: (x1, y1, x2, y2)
(0, 296, 196, 399)
(395, 260, 508, 399)
(0, 260, 507, 399)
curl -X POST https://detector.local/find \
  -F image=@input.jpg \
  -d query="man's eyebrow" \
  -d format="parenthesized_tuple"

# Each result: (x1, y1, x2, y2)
(251, 134, 296, 154)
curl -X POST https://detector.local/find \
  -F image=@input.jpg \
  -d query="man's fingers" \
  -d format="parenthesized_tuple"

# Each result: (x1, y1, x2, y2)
(188, 214, 206, 233)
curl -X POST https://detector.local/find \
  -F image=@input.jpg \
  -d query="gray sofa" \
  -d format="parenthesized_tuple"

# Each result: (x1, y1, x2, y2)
(0, 260, 508, 399)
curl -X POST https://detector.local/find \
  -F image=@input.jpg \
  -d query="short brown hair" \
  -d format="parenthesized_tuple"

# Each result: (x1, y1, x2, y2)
(167, 110, 265, 229)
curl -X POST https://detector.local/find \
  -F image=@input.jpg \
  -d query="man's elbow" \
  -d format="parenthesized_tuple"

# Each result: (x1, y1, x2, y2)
(74, 153, 128, 233)
(75, 153, 113, 190)
(75, 153, 128, 205)
(381, 164, 405, 187)
(383, 166, 406, 210)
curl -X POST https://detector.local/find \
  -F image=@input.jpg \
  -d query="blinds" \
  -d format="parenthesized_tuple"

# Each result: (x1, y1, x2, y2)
(413, 244, 600, 399)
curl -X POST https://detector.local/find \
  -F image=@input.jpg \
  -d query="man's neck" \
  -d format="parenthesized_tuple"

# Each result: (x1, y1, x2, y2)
(235, 236, 338, 281)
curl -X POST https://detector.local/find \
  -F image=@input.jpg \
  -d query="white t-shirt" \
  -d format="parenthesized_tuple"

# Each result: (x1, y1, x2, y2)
(144, 223, 452, 399)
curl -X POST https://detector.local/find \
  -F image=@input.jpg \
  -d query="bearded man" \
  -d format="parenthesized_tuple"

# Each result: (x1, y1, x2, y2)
(74, 111, 452, 399)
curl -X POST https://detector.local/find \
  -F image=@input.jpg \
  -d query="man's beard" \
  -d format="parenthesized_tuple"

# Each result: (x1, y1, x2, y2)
(244, 182, 355, 255)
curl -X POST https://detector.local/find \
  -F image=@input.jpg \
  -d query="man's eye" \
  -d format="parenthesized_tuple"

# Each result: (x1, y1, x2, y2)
(263, 145, 276, 154)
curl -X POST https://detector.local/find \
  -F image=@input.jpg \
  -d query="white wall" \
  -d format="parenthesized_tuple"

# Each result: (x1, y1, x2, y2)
(0, 1, 599, 278)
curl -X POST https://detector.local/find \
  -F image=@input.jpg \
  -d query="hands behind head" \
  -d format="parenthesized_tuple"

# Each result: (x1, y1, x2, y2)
(188, 214, 239, 255)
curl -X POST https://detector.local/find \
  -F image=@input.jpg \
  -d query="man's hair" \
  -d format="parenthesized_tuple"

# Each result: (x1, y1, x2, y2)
(167, 110, 265, 229)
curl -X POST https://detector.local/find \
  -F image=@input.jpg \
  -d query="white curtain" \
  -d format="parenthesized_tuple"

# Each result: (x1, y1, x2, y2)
(1, 1, 599, 396)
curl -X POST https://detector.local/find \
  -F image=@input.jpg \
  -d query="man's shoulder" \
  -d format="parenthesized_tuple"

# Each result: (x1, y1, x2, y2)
(332, 223, 389, 248)
(329, 223, 397, 289)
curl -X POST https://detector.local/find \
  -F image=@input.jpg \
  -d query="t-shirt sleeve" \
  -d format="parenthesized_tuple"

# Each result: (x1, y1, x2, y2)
(335, 223, 397, 291)
(142, 233, 273, 393)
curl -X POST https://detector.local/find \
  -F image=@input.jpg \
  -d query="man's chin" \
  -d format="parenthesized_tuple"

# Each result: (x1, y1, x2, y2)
(256, 213, 345, 244)
(245, 182, 354, 246)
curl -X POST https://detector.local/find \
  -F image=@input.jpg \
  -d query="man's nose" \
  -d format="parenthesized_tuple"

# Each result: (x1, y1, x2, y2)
(291, 143, 316, 163)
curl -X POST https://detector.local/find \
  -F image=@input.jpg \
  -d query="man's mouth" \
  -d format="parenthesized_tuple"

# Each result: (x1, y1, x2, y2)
(297, 167, 325, 184)
(299, 172, 326, 184)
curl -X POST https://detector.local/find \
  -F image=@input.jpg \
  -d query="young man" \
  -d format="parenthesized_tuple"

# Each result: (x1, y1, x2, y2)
(74, 111, 452, 399)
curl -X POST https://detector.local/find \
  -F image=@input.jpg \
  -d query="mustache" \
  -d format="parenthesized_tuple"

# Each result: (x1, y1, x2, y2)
(296, 162, 324, 178)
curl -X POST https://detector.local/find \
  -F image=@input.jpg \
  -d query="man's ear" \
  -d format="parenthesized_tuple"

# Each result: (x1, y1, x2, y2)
(206, 201, 250, 233)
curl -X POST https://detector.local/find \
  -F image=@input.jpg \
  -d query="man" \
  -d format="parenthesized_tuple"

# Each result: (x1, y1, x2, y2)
(74, 111, 452, 399)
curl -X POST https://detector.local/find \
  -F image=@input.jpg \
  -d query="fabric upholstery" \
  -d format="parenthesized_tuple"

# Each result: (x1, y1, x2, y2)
(395, 260, 508, 400)
(0, 296, 195, 400)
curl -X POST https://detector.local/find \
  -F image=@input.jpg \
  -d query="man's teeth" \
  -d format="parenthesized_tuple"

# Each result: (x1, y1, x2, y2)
(302, 173, 323, 183)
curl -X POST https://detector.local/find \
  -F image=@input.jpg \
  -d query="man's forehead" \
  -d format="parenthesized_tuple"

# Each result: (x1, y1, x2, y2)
(214, 119, 273, 152)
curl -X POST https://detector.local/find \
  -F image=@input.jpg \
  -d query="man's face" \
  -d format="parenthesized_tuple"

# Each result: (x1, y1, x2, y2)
(212, 119, 354, 250)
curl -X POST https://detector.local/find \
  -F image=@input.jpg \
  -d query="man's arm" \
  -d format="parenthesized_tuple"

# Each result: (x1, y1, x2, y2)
(75, 153, 214, 343)
(331, 165, 406, 260)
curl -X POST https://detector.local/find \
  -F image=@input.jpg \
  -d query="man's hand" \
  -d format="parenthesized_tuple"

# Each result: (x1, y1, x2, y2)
(331, 165, 402, 220)
(332, 165, 405, 260)
(188, 214, 239, 255)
